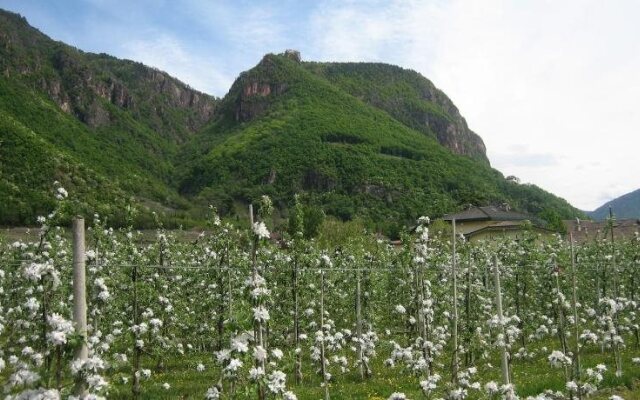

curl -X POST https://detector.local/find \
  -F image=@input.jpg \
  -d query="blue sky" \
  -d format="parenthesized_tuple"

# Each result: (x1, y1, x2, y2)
(2, 0, 639, 211)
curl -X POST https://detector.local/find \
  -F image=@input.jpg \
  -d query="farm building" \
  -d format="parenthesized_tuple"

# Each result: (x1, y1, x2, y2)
(443, 205, 552, 242)
(563, 218, 640, 243)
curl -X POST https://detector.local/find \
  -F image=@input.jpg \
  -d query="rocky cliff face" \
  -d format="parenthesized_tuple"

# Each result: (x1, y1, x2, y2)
(225, 55, 289, 123)
(37, 48, 135, 126)
(234, 81, 288, 122)
(121, 66, 216, 131)
(414, 81, 487, 162)
(420, 98, 487, 161)
(0, 9, 217, 141)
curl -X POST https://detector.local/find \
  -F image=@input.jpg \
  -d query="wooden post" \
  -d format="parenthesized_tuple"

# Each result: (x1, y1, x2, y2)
(227, 242, 233, 319)
(451, 219, 459, 384)
(464, 255, 473, 366)
(216, 257, 225, 351)
(553, 266, 568, 355)
(249, 204, 254, 227)
(419, 266, 431, 376)
(554, 269, 569, 381)
(609, 207, 619, 298)
(72, 217, 88, 397)
(493, 255, 510, 388)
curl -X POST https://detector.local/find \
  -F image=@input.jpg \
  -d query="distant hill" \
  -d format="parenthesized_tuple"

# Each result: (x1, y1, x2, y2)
(0, 9, 583, 232)
(588, 189, 640, 220)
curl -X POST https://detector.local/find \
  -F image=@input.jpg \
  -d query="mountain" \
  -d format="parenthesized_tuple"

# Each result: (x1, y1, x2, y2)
(588, 189, 640, 220)
(0, 9, 582, 232)
(0, 9, 217, 226)
(304, 61, 488, 163)
(176, 52, 580, 232)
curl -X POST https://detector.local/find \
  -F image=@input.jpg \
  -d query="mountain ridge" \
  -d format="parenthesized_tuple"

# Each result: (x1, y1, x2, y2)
(0, 11, 218, 139)
(588, 189, 640, 220)
(176, 52, 580, 233)
(304, 61, 489, 163)
(0, 9, 583, 232)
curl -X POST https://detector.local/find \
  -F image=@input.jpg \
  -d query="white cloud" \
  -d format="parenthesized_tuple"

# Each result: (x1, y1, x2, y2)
(121, 34, 233, 96)
(307, 1, 441, 63)
(493, 152, 559, 169)
(180, 1, 292, 64)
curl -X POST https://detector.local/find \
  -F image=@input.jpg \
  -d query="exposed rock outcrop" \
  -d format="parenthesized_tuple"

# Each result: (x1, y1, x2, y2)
(234, 81, 288, 122)
(0, 9, 217, 137)
(414, 84, 487, 162)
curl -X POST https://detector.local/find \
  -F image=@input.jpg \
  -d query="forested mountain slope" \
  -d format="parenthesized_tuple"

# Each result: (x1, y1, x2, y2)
(589, 189, 640, 220)
(0, 10, 582, 231)
(178, 53, 580, 233)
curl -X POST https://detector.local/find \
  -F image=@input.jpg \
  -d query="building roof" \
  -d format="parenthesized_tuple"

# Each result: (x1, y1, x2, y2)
(563, 219, 640, 243)
(443, 205, 531, 222)
(465, 220, 552, 238)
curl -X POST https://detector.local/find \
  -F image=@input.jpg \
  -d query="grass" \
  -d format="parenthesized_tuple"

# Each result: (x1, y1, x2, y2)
(105, 338, 640, 399)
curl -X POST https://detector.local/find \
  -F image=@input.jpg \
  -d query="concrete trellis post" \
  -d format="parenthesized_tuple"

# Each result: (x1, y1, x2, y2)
(608, 208, 623, 378)
(72, 217, 88, 396)
(413, 232, 430, 376)
(356, 268, 364, 379)
(493, 255, 511, 389)
(451, 219, 459, 384)
(249, 204, 266, 400)
(570, 233, 583, 400)
(320, 270, 330, 400)
(293, 254, 302, 383)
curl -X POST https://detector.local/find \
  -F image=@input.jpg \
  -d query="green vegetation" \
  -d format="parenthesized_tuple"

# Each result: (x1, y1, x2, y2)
(0, 76, 191, 227)
(178, 54, 581, 236)
(2, 206, 639, 399)
(0, 79, 126, 225)
(0, 9, 584, 233)
(0, 9, 215, 227)
(103, 345, 640, 399)
(304, 61, 488, 163)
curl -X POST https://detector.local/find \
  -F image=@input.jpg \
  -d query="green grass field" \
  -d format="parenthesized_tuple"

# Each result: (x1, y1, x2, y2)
(105, 339, 640, 399)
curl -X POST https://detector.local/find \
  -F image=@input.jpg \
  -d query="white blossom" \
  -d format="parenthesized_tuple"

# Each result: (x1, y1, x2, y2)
(253, 306, 270, 322)
(253, 222, 270, 239)
(266, 370, 287, 394)
(254, 345, 267, 362)
(548, 350, 572, 368)
(205, 386, 220, 399)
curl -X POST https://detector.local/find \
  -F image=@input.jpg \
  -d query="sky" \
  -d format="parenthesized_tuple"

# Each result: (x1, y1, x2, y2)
(2, 0, 639, 211)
